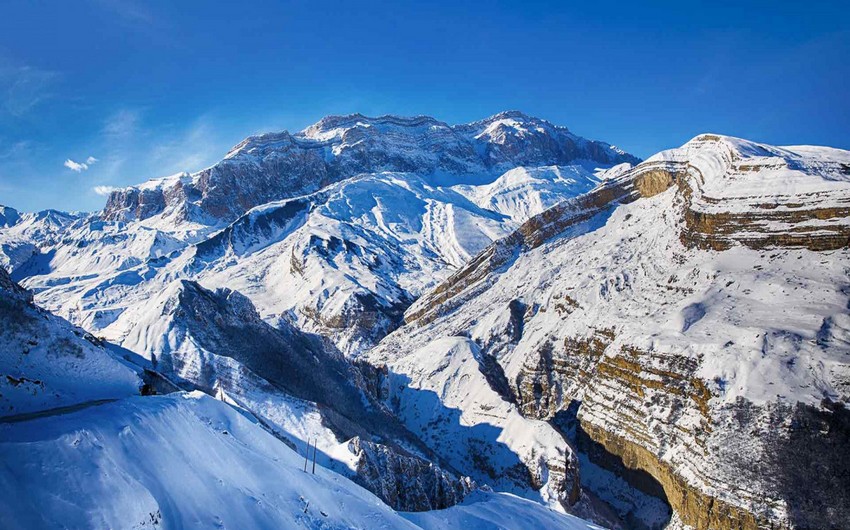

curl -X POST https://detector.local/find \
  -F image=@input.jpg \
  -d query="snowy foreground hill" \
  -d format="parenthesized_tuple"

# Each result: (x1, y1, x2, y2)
(0, 266, 602, 530)
(2, 113, 849, 529)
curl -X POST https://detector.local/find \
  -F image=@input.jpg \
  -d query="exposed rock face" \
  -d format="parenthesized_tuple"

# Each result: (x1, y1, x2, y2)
(101, 112, 638, 225)
(0, 265, 31, 303)
(120, 279, 402, 437)
(103, 186, 169, 223)
(669, 135, 850, 251)
(346, 436, 476, 512)
(365, 332, 583, 512)
(373, 135, 850, 528)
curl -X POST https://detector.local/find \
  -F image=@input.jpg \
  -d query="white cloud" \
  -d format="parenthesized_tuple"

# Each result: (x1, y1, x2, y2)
(93, 185, 118, 196)
(64, 159, 88, 172)
(64, 156, 99, 172)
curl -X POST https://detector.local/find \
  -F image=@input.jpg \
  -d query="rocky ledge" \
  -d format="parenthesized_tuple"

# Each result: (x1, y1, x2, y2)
(389, 135, 850, 529)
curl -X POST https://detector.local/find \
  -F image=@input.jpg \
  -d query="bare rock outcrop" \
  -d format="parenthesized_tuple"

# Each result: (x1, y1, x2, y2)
(346, 436, 476, 512)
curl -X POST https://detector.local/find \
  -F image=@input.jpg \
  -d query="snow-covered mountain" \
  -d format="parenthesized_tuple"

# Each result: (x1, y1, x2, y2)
(0, 112, 639, 526)
(368, 134, 850, 529)
(110, 276, 480, 511)
(101, 111, 638, 226)
(5, 112, 635, 356)
(0, 207, 81, 274)
(0, 389, 600, 530)
(4, 110, 849, 529)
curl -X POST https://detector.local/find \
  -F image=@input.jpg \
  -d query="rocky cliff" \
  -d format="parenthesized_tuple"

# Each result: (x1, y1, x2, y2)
(370, 135, 850, 528)
(346, 436, 476, 511)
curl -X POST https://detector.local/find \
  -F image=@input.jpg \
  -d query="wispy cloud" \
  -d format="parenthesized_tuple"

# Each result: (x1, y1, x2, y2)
(90, 0, 182, 50)
(0, 140, 32, 160)
(64, 156, 99, 172)
(103, 109, 141, 140)
(93, 185, 117, 196)
(86, 111, 228, 197)
(150, 116, 220, 173)
(0, 64, 60, 117)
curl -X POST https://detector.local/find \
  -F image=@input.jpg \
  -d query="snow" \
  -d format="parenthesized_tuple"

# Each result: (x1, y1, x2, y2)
(16, 116, 850, 527)
(133, 171, 194, 192)
(0, 111, 648, 528)
(403, 490, 605, 530)
(0, 391, 601, 530)
(13, 166, 612, 357)
(0, 209, 81, 273)
(0, 392, 418, 530)
(368, 335, 575, 509)
(647, 134, 850, 211)
(368, 135, 850, 526)
(453, 163, 607, 222)
(3, 111, 637, 358)
(0, 271, 141, 416)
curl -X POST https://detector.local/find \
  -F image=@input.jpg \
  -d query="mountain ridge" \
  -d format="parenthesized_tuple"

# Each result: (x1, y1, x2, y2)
(3, 117, 849, 529)
(368, 133, 850, 529)
(101, 111, 640, 225)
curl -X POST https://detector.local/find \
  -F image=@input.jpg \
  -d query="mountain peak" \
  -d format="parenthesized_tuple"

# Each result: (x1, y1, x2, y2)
(300, 113, 449, 141)
(0, 205, 21, 227)
(461, 110, 561, 132)
(478, 110, 540, 124)
(101, 111, 640, 224)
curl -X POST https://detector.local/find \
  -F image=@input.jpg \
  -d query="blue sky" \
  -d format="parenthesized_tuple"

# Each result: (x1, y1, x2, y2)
(0, 0, 847, 212)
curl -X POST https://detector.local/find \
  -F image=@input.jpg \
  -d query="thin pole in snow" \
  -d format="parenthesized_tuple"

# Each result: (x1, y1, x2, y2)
(304, 438, 310, 472)
(311, 441, 317, 474)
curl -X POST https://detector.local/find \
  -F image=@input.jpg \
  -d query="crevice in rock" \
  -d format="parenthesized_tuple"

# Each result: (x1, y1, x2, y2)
(552, 401, 673, 530)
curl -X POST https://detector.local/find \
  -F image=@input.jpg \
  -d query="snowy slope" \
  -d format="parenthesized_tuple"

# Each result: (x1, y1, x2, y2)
(0, 207, 80, 274)
(0, 264, 598, 526)
(0, 266, 141, 416)
(453, 163, 630, 222)
(0, 391, 602, 530)
(369, 135, 850, 529)
(17, 163, 630, 356)
(403, 490, 605, 530)
(101, 277, 480, 511)
(0, 392, 418, 530)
